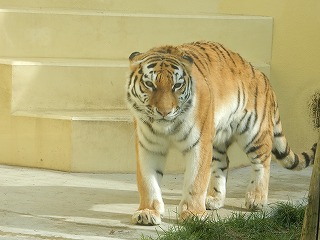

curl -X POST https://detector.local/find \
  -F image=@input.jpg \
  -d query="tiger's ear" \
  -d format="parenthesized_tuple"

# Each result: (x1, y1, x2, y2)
(181, 55, 193, 72)
(129, 51, 141, 61)
(182, 55, 193, 64)
(129, 51, 142, 71)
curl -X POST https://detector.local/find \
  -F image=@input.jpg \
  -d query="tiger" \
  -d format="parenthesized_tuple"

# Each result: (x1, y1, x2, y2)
(126, 41, 317, 225)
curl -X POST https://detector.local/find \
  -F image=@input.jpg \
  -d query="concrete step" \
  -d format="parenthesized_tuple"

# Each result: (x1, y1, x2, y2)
(0, 3, 273, 173)
(1, 61, 249, 173)
(0, 8, 272, 63)
(9, 58, 271, 115)
(10, 58, 128, 113)
(0, 0, 219, 15)
(9, 108, 248, 173)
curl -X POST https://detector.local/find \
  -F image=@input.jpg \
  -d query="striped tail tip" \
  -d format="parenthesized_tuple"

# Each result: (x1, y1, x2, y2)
(272, 143, 317, 170)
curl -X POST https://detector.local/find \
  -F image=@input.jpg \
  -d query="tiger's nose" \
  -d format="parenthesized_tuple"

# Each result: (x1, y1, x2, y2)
(155, 108, 171, 117)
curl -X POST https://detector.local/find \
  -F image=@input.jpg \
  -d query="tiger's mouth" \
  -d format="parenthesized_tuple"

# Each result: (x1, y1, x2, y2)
(150, 108, 181, 122)
(155, 116, 176, 122)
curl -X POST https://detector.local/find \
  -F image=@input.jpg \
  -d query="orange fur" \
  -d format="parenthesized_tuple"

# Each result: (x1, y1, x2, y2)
(127, 41, 317, 225)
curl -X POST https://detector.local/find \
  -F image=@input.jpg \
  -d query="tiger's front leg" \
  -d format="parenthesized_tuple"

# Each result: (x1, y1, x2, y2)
(132, 141, 167, 225)
(178, 138, 212, 221)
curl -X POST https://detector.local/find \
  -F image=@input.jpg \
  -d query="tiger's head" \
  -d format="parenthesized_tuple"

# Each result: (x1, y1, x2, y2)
(126, 46, 194, 123)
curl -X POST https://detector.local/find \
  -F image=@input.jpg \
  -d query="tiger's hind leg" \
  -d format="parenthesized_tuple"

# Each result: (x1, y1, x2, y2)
(245, 155, 271, 210)
(243, 134, 272, 210)
(206, 143, 229, 210)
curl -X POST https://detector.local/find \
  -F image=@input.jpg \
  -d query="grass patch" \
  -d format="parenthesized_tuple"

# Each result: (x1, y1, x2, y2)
(142, 201, 306, 240)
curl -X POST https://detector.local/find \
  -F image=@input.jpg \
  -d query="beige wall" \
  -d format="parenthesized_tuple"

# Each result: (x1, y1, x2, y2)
(216, 0, 319, 150)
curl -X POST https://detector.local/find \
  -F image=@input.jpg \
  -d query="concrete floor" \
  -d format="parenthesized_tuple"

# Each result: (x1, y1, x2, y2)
(0, 162, 313, 240)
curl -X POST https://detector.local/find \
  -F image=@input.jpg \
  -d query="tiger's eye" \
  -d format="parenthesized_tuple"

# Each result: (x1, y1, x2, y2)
(173, 82, 183, 90)
(144, 81, 155, 89)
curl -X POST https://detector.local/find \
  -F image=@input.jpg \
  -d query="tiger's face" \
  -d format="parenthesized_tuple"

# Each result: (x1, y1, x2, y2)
(127, 49, 194, 122)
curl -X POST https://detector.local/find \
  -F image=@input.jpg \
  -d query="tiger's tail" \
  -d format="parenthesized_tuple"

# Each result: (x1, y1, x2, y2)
(271, 108, 317, 170)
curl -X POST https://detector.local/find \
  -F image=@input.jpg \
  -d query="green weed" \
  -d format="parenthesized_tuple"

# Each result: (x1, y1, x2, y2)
(142, 201, 306, 240)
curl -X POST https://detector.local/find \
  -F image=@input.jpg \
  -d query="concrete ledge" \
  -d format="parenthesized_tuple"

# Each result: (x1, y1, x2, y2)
(6, 59, 270, 115)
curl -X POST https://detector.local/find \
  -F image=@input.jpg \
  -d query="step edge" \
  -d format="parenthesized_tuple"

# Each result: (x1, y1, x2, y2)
(0, 57, 270, 68)
(12, 109, 134, 122)
(0, 58, 129, 67)
(0, 8, 273, 20)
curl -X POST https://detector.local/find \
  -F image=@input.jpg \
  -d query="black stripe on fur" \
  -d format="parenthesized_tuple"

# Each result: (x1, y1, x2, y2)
(272, 143, 290, 160)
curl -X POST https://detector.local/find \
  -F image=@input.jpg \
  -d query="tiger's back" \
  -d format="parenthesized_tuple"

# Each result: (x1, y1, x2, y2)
(127, 41, 317, 225)
(179, 41, 315, 169)
(180, 42, 276, 145)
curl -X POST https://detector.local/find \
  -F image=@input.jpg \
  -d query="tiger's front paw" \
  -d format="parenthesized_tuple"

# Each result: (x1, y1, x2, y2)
(205, 196, 224, 210)
(179, 209, 207, 222)
(245, 191, 267, 210)
(178, 202, 207, 222)
(132, 209, 162, 225)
